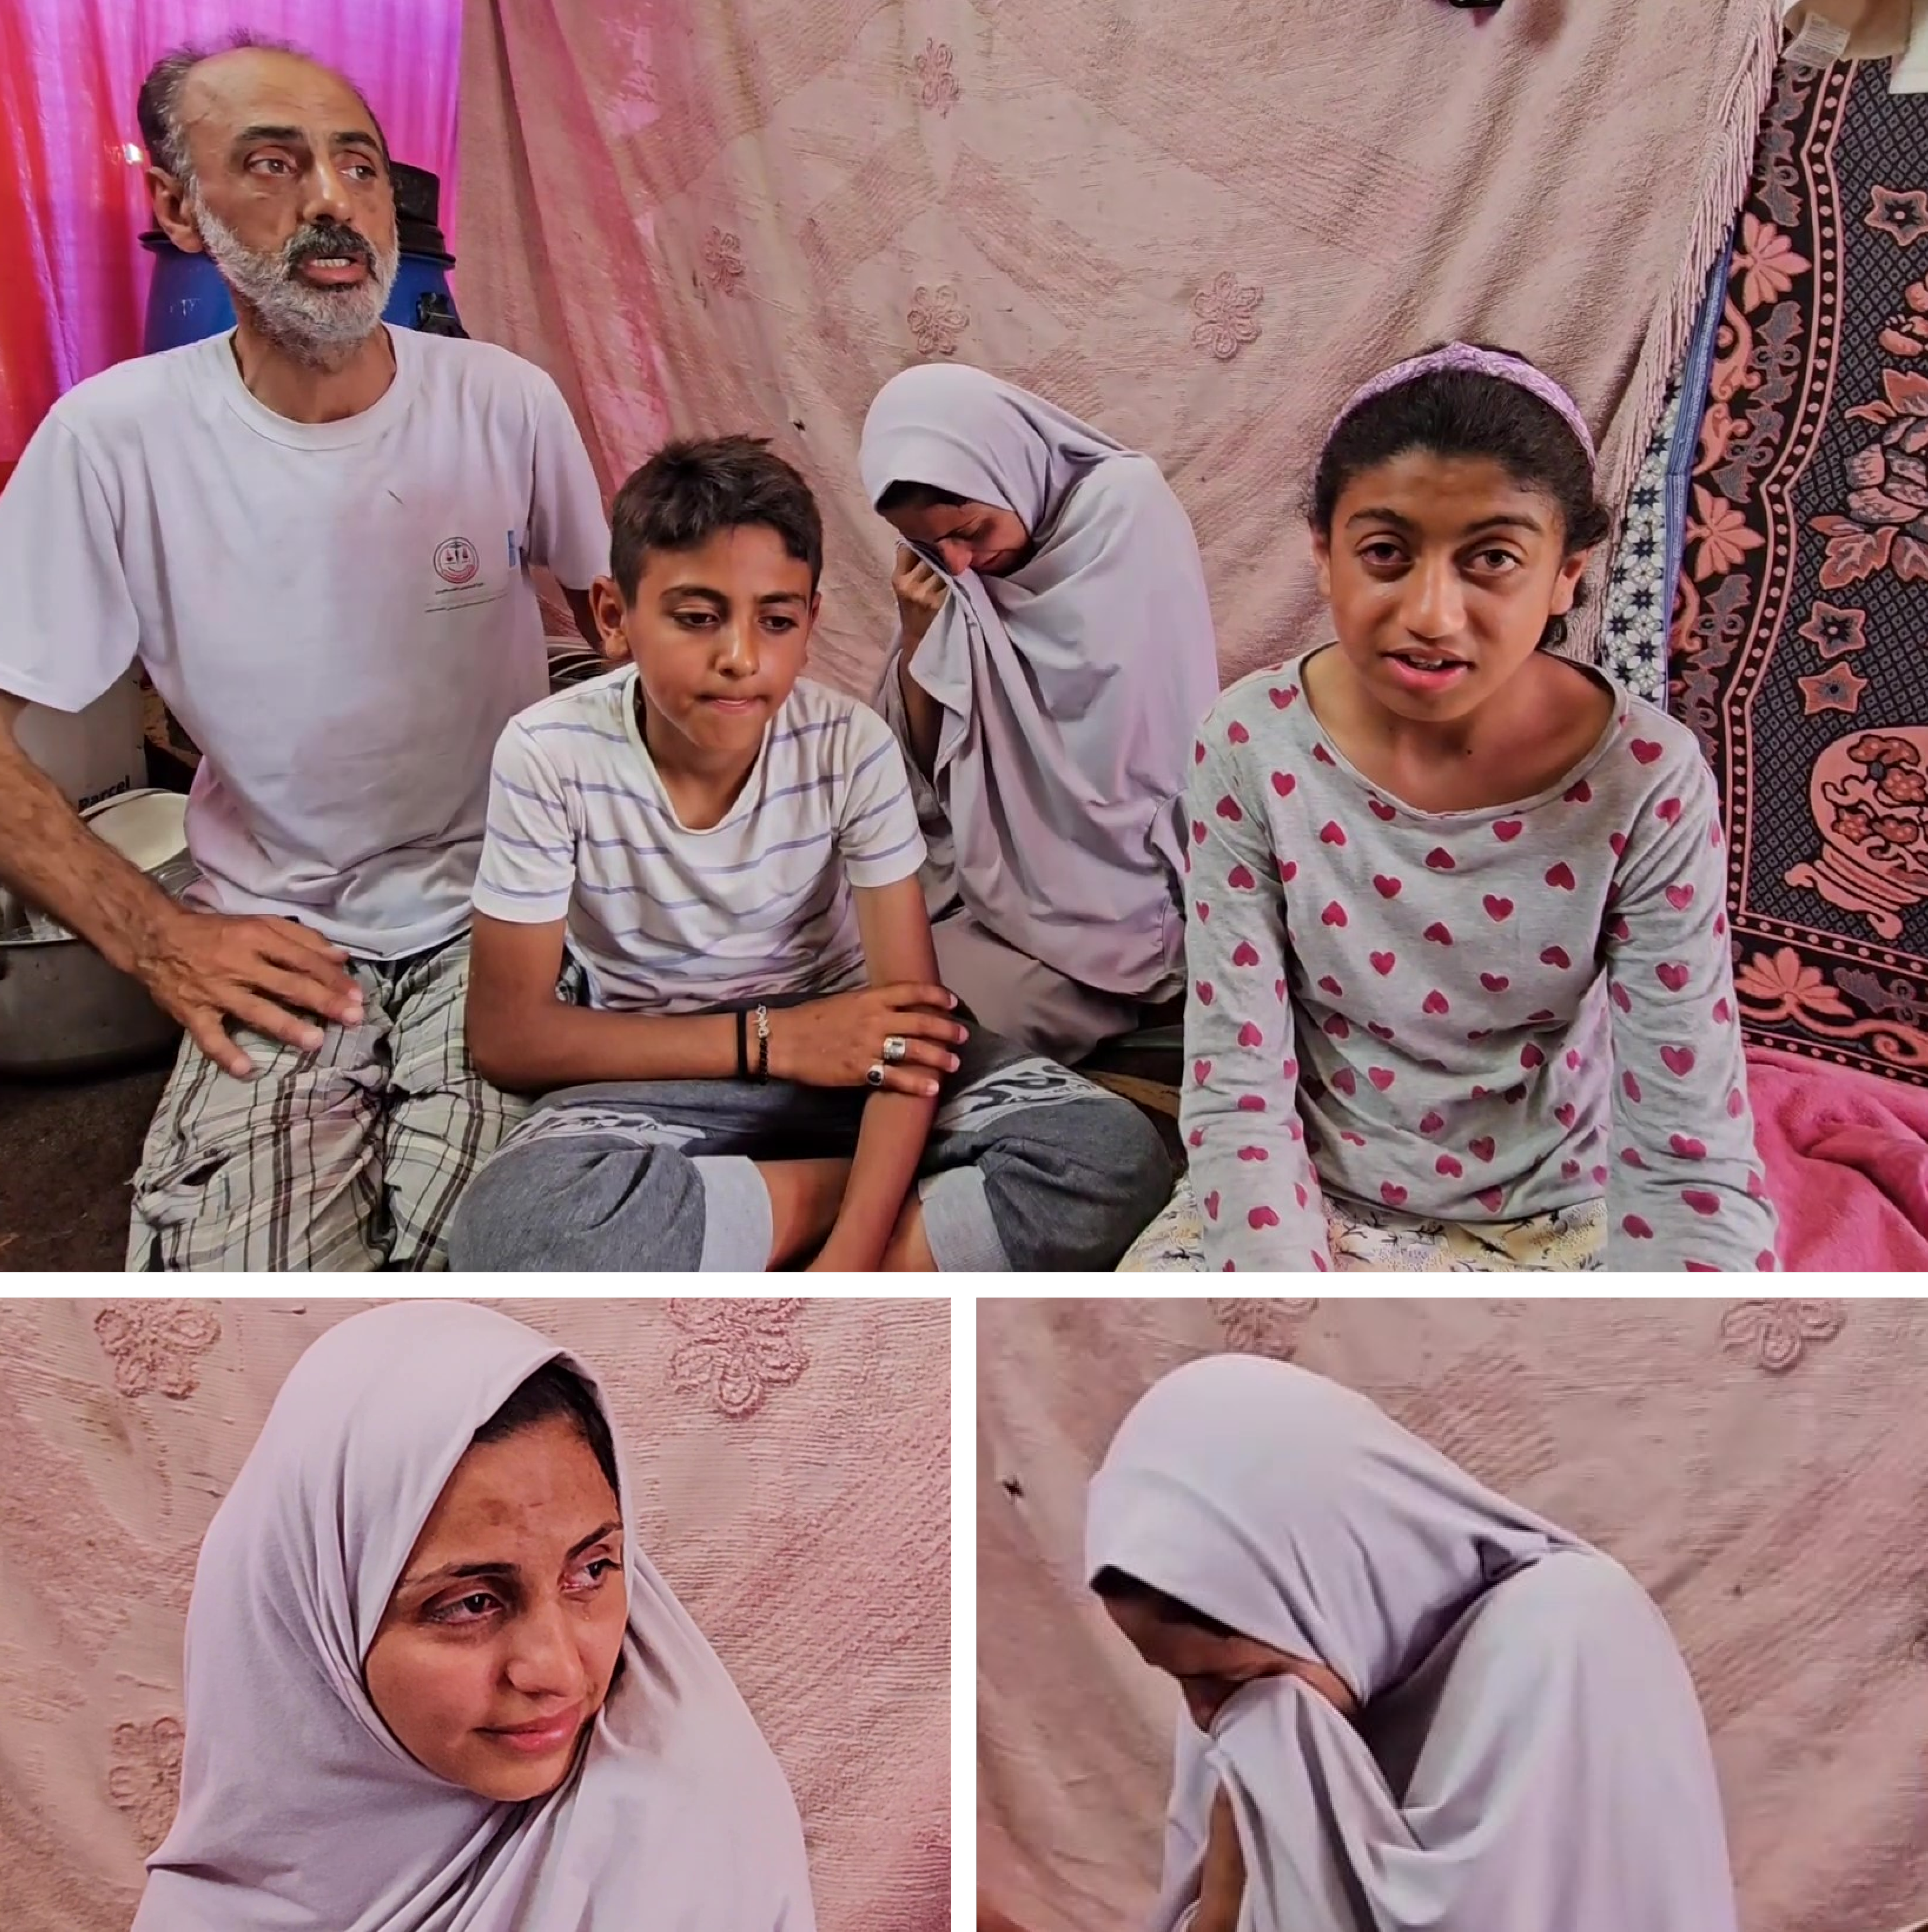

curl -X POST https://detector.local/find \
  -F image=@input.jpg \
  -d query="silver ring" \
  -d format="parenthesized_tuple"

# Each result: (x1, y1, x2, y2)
(865, 1061, 886, 1088)
(882, 1034, 908, 1065)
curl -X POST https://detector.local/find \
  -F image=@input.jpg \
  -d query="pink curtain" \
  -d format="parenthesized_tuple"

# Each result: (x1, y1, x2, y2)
(0, 1, 464, 473)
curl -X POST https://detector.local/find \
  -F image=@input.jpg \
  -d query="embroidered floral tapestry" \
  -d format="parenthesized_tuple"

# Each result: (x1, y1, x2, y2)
(1673, 61, 1928, 1084)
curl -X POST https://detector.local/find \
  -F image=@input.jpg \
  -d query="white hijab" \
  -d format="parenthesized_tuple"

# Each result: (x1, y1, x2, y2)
(1086, 1355, 1737, 1932)
(135, 1301, 815, 1932)
(861, 364, 1220, 999)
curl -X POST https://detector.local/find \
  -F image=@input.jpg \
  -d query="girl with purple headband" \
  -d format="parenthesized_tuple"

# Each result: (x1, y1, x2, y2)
(1127, 343, 1778, 1273)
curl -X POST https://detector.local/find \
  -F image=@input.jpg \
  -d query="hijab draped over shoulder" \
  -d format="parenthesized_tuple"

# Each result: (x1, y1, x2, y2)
(860, 364, 1219, 1000)
(135, 1300, 814, 1932)
(1085, 1355, 1736, 1932)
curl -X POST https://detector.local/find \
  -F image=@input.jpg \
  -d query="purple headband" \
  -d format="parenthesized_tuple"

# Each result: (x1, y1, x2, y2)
(1330, 343, 1598, 471)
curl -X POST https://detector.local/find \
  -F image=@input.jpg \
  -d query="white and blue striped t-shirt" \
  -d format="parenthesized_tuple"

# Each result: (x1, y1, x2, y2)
(473, 668, 927, 1012)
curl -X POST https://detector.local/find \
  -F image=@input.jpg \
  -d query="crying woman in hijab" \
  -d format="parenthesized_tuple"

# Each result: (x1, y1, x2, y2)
(860, 364, 1220, 1065)
(1084, 1354, 1737, 1932)
(134, 1300, 814, 1932)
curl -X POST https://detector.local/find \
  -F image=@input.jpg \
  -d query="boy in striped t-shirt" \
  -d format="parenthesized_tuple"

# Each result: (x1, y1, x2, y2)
(447, 437, 1168, 1272)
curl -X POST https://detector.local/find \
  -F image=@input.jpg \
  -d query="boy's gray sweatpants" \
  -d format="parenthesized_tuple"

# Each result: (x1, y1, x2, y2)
(446, 1029, 1170, 1272)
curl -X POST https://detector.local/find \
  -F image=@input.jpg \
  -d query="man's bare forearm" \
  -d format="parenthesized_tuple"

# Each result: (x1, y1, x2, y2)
(468, 991, 741, 1095)
(0, 694, 176, 973)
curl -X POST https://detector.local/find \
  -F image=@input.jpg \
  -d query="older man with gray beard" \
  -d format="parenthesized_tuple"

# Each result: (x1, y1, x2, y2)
(0, 35, 610, 1269)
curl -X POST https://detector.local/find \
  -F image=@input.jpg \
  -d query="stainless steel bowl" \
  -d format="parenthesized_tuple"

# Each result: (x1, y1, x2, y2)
(0, 790, 198, 1078)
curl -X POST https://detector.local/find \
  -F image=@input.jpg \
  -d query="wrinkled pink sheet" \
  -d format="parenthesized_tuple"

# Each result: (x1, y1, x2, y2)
(1749, 1048, 1928, 1272)
(978, 1297, 1928, 1932)
(0, 1298, 947, 1932)
(456, 0, 1780, 688)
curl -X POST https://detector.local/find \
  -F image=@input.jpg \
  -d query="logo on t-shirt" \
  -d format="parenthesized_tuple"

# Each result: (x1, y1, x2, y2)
(434, 537, 479, 586)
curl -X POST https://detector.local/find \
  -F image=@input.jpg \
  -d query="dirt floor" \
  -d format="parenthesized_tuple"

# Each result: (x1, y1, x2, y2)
(0, 1063, 167, 1272)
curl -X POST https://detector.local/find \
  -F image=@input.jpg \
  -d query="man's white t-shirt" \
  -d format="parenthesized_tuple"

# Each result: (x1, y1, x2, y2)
(0, 325, 610, 957)
(474, 669, 927, 1012)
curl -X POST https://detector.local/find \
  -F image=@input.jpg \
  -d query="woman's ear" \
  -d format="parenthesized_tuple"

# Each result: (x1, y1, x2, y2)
(1311, 527, 1334, 603)
(1550, 549, 1591, 616)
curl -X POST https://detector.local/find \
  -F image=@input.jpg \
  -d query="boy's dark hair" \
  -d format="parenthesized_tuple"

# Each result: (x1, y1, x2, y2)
(876, 479, 967, 515)
(1090, 1565, 1239, 1639)
(473, 1361, 621, 1500)
(610, 435, 823, 602)
(1309, 343, 1611, 646)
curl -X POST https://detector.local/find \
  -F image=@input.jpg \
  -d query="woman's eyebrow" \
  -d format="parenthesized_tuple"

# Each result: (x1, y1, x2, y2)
(400, 1521, 621, 1591)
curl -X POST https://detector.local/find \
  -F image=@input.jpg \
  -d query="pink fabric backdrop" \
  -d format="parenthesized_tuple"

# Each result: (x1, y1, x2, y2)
(456, 0, 1780, 695)
(979, 1296, 1928, 1932)
(0, 1296, 948, 1932)
(0, 0, 463, 468)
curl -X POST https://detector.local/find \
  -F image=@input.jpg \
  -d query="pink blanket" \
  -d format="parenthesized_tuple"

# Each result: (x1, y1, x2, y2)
(1749, 1048, 1928, 1271)
(457, 0, 1780, 689)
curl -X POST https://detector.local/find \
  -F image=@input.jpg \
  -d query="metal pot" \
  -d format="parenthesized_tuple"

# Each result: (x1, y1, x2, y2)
(0, 789, 195, 1078)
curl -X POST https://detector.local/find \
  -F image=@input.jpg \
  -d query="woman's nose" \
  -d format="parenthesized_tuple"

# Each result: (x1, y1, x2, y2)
(1401, 554, 1465, 639)
(503, 1601, 587, 1699)
(935, 538, 972, 576)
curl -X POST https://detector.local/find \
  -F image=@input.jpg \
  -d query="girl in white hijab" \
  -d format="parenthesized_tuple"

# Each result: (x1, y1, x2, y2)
(861, 364, 1221, 1063)
(135, 1299, 814, 1932)
(1084, 1354, 1737, 1932)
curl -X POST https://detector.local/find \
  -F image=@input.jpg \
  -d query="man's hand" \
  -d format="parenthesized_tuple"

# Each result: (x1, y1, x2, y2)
(139, 904, 363, 1078)
(892, 546, 950, 655)
(767, 982, 966, 1097)
(1195, 1784, 1246, 1932)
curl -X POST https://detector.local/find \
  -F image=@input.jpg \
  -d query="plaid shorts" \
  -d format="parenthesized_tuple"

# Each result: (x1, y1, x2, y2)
(127, 934, 576, 1272)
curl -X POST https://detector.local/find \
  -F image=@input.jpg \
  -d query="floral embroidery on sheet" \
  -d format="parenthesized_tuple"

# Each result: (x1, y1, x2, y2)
(1717, 1297, 1847, 1373)
(702, 226, 746, 297)
(107, 1715, 185, 1852)
(1865, 186, 1928, 248)
(1210, 1298, 1320, 1359)
(913, 38, 961, 116)
(908, 284, 969, 357)
(667, 1299, 809, 1417)
(1190, 270, 1263, 361)
(92, 1302, 219, 1400)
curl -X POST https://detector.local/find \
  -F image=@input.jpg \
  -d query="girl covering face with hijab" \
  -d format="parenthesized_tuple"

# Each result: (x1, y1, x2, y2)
(134, 1300, 814, 1932)
(1084, 1354, 1737, 1932)
(861, 364, 1221, 1065)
